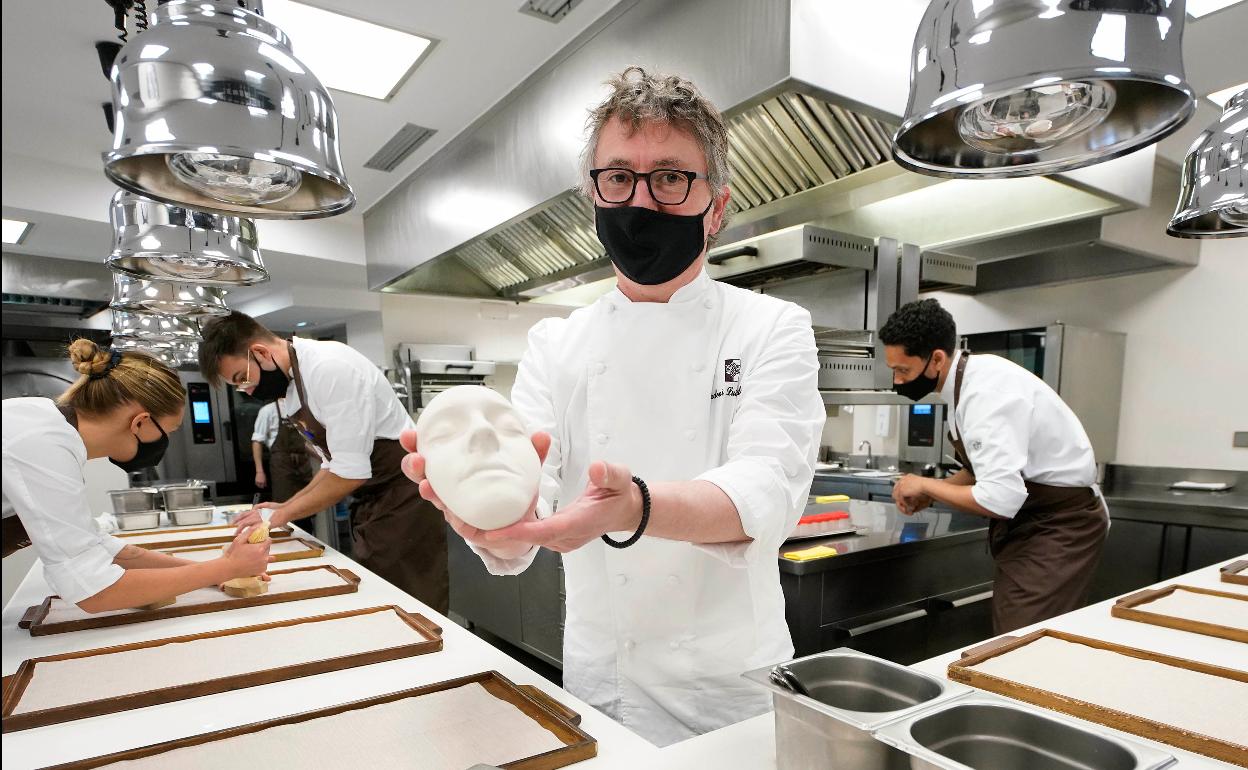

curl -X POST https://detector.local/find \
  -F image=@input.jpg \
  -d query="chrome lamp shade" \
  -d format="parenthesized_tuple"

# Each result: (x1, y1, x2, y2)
(110, 273, 231, 318)
(894, 0, 1195, 178)
(111, 310, 201, 343)
(106, 190, 268, 286)
(1168, 89, 1247, 238)
(103, 1, 355, 219)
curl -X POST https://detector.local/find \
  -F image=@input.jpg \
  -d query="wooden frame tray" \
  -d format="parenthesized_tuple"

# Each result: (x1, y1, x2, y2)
(116, 524, 293, 550)
(1112, 584, 1248, 643)
(18, 564, 360, 636)
(950, 629, 1248, 766)
(159, 537, 325, 563)
(1222, 559, 1248, 586)
(2, 605, 442, 732)
(42, 671, 597, 770)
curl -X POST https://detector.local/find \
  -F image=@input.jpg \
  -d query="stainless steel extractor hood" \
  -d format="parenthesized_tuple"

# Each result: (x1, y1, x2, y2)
(924, 163, 1199, 294)
(365, 0, 1185, 301)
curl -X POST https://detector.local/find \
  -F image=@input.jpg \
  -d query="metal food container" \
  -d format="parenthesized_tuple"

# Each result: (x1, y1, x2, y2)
(744, 649, 970, 770)
(872, 693, 1176, 770)
(109, 488, 160, 514)
(114, 510, 162, 531)
(167, 506, 213, 526)
(160, 483, 208, 510)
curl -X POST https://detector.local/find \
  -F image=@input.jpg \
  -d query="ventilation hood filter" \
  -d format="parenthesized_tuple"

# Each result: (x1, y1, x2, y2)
(106, 191, 269, 286)
(895, 0, 1195, 178)
(103, 1, 355, 219)
(1168, 88, 1248, 238)
(111, 310, 200, 343)
(110, 273, 231, 318)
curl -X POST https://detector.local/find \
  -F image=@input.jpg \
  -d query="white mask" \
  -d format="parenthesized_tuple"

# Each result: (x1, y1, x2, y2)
(415, 385, 541, 531)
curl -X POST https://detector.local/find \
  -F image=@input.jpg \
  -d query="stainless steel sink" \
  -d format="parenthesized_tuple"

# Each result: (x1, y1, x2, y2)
(744, 650, 970, 770)
(873, 695, 1176, 770)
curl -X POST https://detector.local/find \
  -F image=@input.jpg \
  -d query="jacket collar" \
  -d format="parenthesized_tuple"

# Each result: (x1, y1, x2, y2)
(605, 268, 713, 309)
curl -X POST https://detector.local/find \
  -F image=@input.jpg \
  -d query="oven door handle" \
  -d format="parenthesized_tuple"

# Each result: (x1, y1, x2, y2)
(831, 607, 928, 638)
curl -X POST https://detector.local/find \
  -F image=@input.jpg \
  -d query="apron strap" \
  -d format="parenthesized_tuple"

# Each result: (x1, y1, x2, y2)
(951, 350, 970, 438)
(286, 339, 312, 409)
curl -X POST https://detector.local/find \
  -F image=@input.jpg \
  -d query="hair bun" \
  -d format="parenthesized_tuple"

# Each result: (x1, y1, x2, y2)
(68, 339, 111, 377)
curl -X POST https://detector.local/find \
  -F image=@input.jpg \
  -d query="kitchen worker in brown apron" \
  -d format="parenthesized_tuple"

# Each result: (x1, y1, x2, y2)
(198, 311, 449, 613)
(880, 299, 1108, 633)
(250, 400, 313, 503)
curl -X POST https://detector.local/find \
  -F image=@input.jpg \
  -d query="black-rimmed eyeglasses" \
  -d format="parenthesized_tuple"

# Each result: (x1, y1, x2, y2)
(589, 168, 708, 205)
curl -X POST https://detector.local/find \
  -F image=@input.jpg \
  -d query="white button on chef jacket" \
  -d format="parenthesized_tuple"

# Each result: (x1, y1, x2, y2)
(472, 269, 824, 747)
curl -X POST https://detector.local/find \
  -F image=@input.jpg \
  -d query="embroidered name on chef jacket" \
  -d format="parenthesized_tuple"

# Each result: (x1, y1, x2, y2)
(710, 358, 743, 400)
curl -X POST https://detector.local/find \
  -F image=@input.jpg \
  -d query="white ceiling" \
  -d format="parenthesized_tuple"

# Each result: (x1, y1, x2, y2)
(3, 0, 1246, 332)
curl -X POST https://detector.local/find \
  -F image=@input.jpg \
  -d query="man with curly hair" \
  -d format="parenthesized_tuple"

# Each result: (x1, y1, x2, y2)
(402, 66, 824, 745)
(880, 298, 1108, 633)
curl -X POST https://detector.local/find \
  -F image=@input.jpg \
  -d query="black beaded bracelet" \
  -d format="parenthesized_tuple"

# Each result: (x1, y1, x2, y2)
(601, 475, 650, 549)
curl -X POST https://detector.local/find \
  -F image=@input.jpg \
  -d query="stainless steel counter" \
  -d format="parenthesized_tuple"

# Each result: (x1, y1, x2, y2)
(777, 499, 987, 576)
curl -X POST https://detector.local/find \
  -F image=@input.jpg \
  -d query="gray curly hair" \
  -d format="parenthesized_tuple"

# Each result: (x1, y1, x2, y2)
(579, 66, 732, 238)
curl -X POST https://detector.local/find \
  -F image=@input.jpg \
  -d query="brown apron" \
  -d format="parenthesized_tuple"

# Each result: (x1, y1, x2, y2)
(948, 353, 1108, 634)
(285, 342, 449, 613)
(4, 405, 78, 558)
(268, 416, 313, 504)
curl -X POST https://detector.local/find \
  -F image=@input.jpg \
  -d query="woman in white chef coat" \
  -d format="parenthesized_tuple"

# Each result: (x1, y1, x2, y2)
(2, 340, 271, 612)
(882, 300, 1109, 633)
(402, 67, 825, 746)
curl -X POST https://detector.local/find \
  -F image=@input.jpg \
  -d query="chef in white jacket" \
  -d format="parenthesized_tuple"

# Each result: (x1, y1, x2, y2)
(402, 66, 825, 746)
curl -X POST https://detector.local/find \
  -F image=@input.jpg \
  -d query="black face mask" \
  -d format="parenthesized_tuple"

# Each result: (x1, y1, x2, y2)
(111, 417, 169, 472)
(595, 201, 712, 286)
(248, 352, 290, 403)
(894, 354, 940, 402)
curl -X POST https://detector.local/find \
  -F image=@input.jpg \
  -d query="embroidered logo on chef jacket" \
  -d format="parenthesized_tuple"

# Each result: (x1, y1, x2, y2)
(710, 358, 743, 400)
(971, 439, 982, 451)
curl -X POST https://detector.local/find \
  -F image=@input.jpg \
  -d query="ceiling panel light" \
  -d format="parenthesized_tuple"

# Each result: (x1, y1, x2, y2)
(1186, 0, 1246, 18)
(1208, 82, 1248, 108)
(895, 0, 1194, 178)
(262, 0, 433, 101)
(104, 1, 354, 219)
(2, 219, 32, 244)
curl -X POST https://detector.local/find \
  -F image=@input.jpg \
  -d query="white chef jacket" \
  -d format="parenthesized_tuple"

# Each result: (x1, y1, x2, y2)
(2, 398, 127, 605)
(476, 269, 825, 747)
(251, 401, 281, 449)
(941, 350, 1098, 518)
(279, 337, 414, 480)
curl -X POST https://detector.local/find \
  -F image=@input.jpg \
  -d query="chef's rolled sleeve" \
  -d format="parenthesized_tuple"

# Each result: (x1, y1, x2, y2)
(694, 306, 823, 567)
(317, 367, 377, 480)
(961, 389, 1032, 518)
(469, 319, 560, 576)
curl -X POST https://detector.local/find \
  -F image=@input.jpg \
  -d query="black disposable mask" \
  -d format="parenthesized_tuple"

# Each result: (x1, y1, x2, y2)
(595, 201, 712, 285)
(111, 417, 169, 472)
(894, 354, 940, 402)
(248, 352, 290, 403)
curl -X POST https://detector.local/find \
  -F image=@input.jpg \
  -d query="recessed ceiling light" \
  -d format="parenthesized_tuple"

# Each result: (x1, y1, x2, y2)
(2, 218, 32, 244)
(1186, 0, 1245, 18)
(295, 321, 309, 328)
(262, 0, 434, 100)
(1207, 82, 1248, 108)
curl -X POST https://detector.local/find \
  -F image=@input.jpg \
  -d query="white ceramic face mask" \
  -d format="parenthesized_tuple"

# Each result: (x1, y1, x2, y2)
(415, 385, 541, 531)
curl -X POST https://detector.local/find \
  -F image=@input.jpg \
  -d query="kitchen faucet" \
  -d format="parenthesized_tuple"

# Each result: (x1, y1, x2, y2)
(858, 440, 875, 470)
